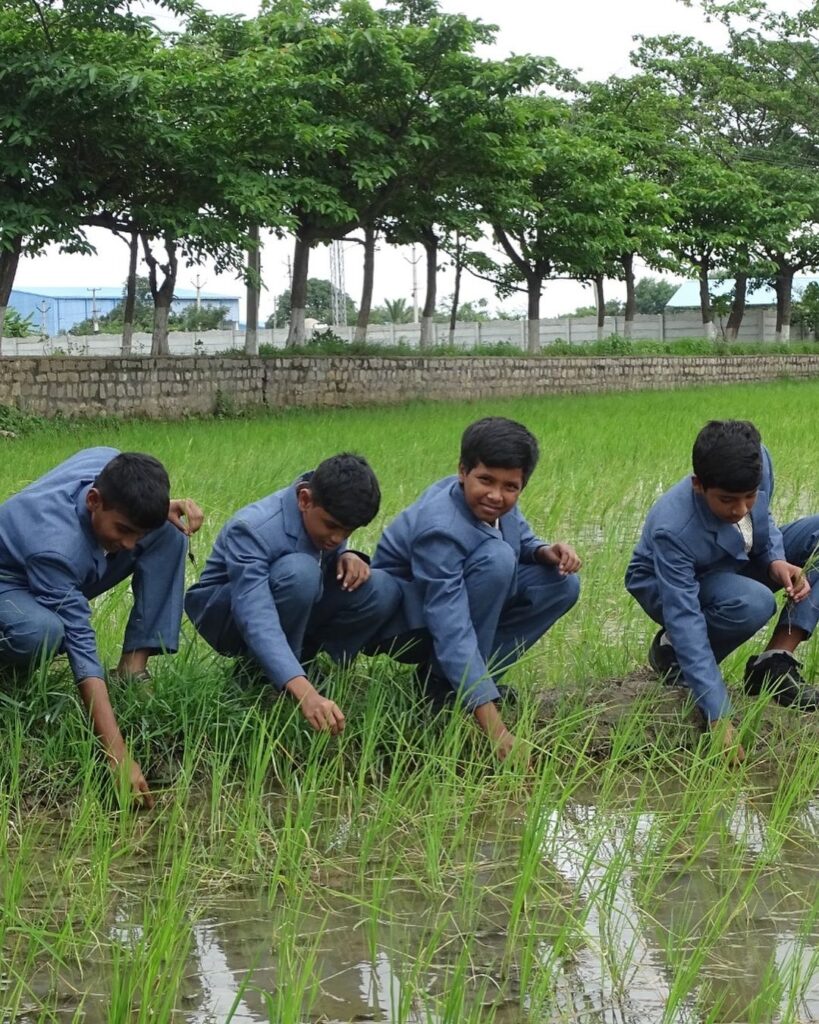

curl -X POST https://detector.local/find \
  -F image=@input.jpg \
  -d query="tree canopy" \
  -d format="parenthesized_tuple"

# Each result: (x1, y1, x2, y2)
(6, 0, 819, 350)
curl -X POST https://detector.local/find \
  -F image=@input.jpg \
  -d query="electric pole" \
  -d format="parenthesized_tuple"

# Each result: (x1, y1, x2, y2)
(192, 274, 206, 312)
(87, 287, 100, 333)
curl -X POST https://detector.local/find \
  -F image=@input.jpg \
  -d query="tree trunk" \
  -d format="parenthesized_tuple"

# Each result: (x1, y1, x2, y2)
(0, 236, 23, 355)
(622, 253, 636, 340)
(141, 233, 178, 356)
(527, 275, 542, 352)
(594, 273, 606, 341)
(448, 231, 463, 347)
(725, 272, 747, 342)
(245, 224, 261, 356)
(419, 230, 438, 349)
(698, 260, 715, 339)
(121, 230, 139, 356)
(775, 266, 795, 342)
(286, 233, 311, 347)
(354, 222, 376, 344)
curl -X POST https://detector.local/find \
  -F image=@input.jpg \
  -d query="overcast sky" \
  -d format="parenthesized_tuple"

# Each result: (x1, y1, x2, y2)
(14, 0, 800, 322)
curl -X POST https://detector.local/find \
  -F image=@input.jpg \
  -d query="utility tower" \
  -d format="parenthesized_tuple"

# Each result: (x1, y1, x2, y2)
(329, 240, 347, 328)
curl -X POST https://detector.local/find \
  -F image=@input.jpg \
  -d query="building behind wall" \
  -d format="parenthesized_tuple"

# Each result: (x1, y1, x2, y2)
(8, 285, 241, 336)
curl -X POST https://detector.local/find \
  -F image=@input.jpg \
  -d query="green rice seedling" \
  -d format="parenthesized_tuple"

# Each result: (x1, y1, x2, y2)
(2, 382, 819, 1021)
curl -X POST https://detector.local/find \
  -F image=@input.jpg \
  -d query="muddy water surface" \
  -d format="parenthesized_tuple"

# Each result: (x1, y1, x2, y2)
(16, 784, 819, 1024)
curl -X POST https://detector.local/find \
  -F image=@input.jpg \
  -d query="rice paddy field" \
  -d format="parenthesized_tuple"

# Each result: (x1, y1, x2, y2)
(1, 380, 818, 1024)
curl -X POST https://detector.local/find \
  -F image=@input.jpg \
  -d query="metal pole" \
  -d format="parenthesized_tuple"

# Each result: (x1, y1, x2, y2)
(87, 287, 100, 333)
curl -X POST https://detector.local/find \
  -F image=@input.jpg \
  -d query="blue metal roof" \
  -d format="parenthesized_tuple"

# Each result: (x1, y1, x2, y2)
(666, 276, 819, 308)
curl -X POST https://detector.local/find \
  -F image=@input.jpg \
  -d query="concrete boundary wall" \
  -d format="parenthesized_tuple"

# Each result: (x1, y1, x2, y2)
(1, 354, 819, 419)
(2, 308, 799, 358)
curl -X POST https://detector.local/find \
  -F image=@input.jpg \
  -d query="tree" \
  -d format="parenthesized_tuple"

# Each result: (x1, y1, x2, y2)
(633, 30, 816, 339)
(2, 309, 32, 338)
(564, 300, 624, 318)
(70, 276, 228, 334)
(266, 279, 356, 330)
(0, 0, 154, 350)
(383, 297, 414, 324)
(76, 8, 298, 354)
(474, 95, 632, 351)
(633, 277, 679, 314)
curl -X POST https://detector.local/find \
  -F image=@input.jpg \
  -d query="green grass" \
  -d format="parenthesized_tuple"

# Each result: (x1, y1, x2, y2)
(0, 381, 818, 1022)
(213, 334, 819, 359)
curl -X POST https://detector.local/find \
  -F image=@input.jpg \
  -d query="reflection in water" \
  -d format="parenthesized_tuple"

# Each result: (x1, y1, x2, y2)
(17, 795, 819, 1024)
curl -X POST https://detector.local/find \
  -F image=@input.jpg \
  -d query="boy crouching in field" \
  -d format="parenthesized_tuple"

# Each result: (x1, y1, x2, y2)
(0, 448, 203, 807)
(185, 453, 401, 734)
(626, 420, 819, 762)
(369, 416, 582, 762)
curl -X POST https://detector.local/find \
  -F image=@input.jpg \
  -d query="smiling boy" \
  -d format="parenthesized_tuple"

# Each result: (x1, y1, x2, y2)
(370, 417, 581, 761)
(626, 420, 819, 761)
(185, 453, 401, 734)
(0, 447, 203, 806)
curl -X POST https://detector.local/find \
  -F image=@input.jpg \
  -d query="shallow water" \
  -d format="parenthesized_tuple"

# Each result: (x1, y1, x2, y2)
(13, 785, 819, 1024)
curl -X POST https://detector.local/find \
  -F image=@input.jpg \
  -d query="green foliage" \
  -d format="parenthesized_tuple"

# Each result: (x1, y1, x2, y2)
(2, 308, 32, 337)
(634, 277, 680, 314)
(565, 300, 625, 318)
(791, 282, 819, 337)
(1, 388, 819, 1019)
(70, 276, 230, 335)
(266, 278, 357, 329)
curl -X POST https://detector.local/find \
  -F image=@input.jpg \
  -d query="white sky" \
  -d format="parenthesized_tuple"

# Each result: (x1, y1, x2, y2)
(13, 0, 799, 322)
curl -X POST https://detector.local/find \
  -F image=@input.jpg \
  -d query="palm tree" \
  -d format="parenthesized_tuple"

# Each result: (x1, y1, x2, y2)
(384, 297, 413, 324)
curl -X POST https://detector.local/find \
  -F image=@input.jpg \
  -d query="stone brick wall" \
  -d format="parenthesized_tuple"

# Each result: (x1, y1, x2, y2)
(1, 354, 818, 418)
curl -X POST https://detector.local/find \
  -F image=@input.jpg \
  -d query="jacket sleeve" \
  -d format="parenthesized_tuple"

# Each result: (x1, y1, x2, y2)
(516, 507, 550, 564)
(652, 529, 732, 722)
(411, 528, 499, 709)
(24, 553, 104, 682)
(221, 521, 306, 689)
(759, 447, 786, 564)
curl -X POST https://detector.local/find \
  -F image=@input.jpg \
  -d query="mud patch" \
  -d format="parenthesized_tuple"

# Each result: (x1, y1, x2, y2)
(532, 668, 819, 762)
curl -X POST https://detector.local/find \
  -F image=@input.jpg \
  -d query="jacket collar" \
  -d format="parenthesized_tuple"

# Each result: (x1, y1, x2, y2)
(283, 474, 322, 555)
(692, 483, 764, 560)
(448, 478, 505, 538)
(75, 483, 109, 575)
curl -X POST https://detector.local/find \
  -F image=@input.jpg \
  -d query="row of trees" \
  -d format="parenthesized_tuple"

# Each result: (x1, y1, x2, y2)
(4, 0, 819, 355)
(68, 278, 229, 336)
(267, 275, 679, 328)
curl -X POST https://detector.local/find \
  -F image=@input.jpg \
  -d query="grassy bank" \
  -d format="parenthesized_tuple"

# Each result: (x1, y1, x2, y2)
(1, 382, 818, 1022)
(216, 334, 819, 359)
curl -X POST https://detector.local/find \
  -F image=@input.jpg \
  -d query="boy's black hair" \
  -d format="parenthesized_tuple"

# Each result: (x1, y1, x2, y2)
(307, 452, 381, 529)
(94, 452, 171, 531)
(692, 420, 762, 492)
(459, 416, 540, 485)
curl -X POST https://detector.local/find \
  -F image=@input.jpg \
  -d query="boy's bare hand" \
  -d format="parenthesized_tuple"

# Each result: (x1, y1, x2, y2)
(474, 700, 531, 768)
(709, 718, 746, 766)
(286, 675, 345, 734)
(769, 559, 810, 602)
(540, 542, 582, 575)
(113, 756, 155, 810)
(337, 552, 370, 591)
(168, 498, 204, 536)
(79, 675, 155, 809)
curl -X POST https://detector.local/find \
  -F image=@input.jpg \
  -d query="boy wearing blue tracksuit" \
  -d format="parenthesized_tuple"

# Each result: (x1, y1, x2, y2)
(370, 417, 582, 762)
(185, 453, 400, 734)
(0, 447, 202, 806)
(626, 420, 819, 761)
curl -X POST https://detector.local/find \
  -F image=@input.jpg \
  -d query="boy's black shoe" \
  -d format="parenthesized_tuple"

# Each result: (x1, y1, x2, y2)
(495, 684, 519, 708)
(232, 657, 267, 690)
(418, 670, 517, 712)
(421, 670, 455, 713)
(648, 629, 685, 688)
(743, 652, 819, 711)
